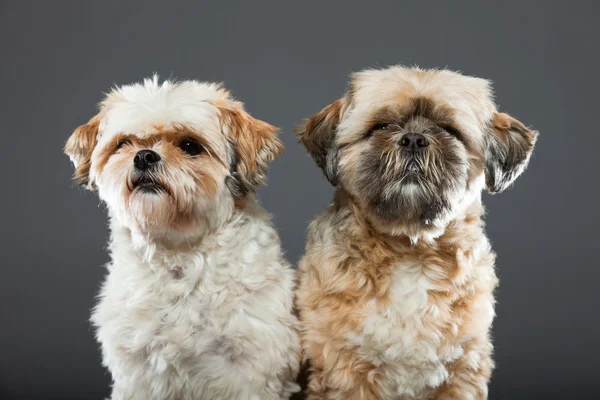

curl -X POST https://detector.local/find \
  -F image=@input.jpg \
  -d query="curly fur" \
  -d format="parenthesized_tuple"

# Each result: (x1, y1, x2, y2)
(94, 202, 300, 400)
(65, 76, 299, 400)
(296, 66, 538, 399)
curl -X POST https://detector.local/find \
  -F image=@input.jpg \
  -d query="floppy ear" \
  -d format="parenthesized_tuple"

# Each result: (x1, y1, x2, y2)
(484, 112, 538, 194)
(295, 98, 345, 186)
(220, 106, 283, 196)
(64, 115, 100, 189)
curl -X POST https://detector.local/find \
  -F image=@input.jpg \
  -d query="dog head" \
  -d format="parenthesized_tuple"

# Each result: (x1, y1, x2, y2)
(65, 76, 282, 238)
(297, 66, 538, 240)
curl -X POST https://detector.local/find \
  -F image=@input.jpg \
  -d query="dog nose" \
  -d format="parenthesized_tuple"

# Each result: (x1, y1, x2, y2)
(400, 133, 429, 150)
(134, 150, 161, 170)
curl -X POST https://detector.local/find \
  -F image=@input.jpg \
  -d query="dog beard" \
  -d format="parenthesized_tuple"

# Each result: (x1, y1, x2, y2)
(127, 169, 171, 196)
(355, 140, 468, 225)
(125, 171, 177, 229)
(118, 168, 232, 238)
(120, 165, 203, 233)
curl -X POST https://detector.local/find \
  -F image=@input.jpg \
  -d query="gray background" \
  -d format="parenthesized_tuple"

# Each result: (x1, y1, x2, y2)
(1, 1, 598, 399)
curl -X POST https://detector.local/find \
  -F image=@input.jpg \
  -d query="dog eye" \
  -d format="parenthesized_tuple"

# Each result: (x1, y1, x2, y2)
(365, 123, 389, 138)
(442, 126, 462, 140)
(179, 138, 203, 156)
(373, 123, 389, 131)
(116, 139, 131, 149)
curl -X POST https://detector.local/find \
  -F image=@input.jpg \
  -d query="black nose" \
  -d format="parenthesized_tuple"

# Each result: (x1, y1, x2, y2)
(400, 133, 429, 150)
(134, 150, 161, 170)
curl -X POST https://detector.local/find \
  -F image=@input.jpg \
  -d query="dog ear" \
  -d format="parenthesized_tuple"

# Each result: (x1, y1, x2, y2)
(219, 106, 283, 196)
(484, 112, 538, 194)
(64, 115, 100, 189)
(295, 98, 345, 186)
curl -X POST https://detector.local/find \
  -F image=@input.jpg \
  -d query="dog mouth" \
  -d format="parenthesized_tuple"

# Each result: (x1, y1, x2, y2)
(130, 174, 167, 194)
(405, 160, 421, 175)
(400, 159, 425, 182)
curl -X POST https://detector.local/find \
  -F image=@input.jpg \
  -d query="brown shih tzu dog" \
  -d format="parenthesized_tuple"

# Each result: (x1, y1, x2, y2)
(295, 66, 538, 399)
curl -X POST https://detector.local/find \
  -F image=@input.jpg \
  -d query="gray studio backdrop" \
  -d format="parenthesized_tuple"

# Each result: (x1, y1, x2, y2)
(1, 1, 598, 399)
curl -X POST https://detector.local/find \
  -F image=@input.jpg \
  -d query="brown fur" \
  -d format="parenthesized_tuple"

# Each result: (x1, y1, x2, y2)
(218, 105, 283, 193)
(485, 113, 538, 193)
(296, 67, 537, 399)
(297, 192, 497, 399)
(77, 128, 224, 233)
(64, 81, 286, 241)
(64, 115, 100, 187)
(94, 126, 224, 196)
(83, 122, 229, 233)
(296, 98, 347, 185)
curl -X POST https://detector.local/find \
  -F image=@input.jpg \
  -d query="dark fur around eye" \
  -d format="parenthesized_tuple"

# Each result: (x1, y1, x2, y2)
(441, 125, 463, 141)
(365, 123, 389, 138)
(179, 138, 203, 156)
(373, 123, 389, 131)
(116, 139, 131, 149)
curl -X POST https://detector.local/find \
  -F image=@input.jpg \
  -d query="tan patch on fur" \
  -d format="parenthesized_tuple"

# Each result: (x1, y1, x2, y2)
(296, 99, 346, 175)
(492, 113, 524, 134)
(490, 112, 537, 150)
(233, 196, 250, 210)
(297, 192, 497, 399)
(64, 115, 100, 187)
(97, 126, 224, 193)
(94, 123, 227, 233)
(490, 113, 537, 151)
(485, 112, 538, 193)
(218, 104, 283, 192)
(296, 67, 536, 399)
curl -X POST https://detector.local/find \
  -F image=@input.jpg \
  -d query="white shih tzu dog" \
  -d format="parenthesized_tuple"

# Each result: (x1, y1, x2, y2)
(65, 77, 300, 400)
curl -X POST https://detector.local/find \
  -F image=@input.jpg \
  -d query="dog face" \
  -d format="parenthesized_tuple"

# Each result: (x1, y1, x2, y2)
(297, 67, 538, 239)
(65, 77, 282, 237)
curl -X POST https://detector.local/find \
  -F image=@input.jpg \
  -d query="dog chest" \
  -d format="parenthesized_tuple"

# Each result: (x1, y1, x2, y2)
(348, 260, 464, 397)
(94, 254, 297, 396)
(94, 272, 225, 359)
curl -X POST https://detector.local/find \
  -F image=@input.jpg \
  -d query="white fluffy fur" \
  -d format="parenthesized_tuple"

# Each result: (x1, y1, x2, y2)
(94, 203, 299, 400)
(92, 77, 235, 241)
(67, 77, 300, 399)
